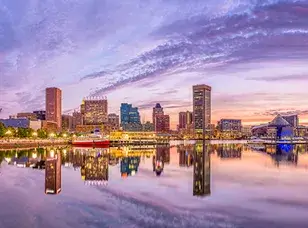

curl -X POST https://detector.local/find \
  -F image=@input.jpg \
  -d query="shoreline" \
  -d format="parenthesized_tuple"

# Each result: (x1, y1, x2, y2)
(0, 139, 69, 150)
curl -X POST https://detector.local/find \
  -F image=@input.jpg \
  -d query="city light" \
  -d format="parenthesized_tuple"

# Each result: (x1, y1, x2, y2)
(62, 133, 67, 138)
(5, 130, 12, 135)
(49, 133, 55, 138)
(32, 132, 38, 137)
(50, 150, 55, 158)
(32, 152, 37, 159)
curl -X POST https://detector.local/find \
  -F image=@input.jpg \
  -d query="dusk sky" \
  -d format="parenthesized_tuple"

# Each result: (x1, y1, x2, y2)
(0, 0, 308, 128)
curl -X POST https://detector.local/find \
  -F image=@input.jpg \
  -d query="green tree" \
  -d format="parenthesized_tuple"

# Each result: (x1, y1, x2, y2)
(0, 122, 6, 137)
(37, 129, 48, 138)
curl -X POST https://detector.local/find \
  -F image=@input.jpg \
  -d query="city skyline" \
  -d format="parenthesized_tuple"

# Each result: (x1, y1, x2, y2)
(1, 0, 308, 128)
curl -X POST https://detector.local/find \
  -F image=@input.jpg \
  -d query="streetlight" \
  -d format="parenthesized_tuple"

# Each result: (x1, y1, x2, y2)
(5, 130, 12, 136)
(49, 133, 55, 138)
(62, 133, 67, 138)
(32, 132, 38, 137)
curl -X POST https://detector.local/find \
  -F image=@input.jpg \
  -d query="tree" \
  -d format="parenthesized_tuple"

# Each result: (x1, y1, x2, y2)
(37, 129, 48, 138)
(0, 122, 6, 137)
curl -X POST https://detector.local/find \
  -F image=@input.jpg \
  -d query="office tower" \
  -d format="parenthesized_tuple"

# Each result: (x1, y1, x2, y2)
(108, 113, 120, 130)
(120, 103, 141, 124)
(217, 119, 242, 132)
(282, 114, 299, 128)
(82, 97, 108, 125)
(45, 152, 61, 194)
(193, 142, 211, 196)
(155, 114, 170, 132)
(33, 110, 46, 120)
(179, 111, 193, 129)
(46, 87, 62, 130)
(193, 84, 211, 135)
(153, 103, 164, 127)
(120, 103, 141, 131)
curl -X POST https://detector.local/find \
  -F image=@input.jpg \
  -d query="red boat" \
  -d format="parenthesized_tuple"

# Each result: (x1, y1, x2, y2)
(72, 135, 110, 147)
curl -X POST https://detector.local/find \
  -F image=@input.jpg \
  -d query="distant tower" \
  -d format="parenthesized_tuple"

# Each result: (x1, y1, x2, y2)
(192, 85, 211, 136)
(153, 103, 164, 127)
(46, 87, 62, 130)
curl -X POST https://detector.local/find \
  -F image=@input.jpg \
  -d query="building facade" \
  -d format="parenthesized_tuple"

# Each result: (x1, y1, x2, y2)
(108, 113, 120, 130)
(17, 112, 37, 121)
(179, 111, 193, 129)
(217, 119, 242, 132)
(33, 110, 46, 120)
(82, 97, 108, 125)
(193, 84, 211, 135)
(153, 103, 164, 127)
(46, 87, 62, 130)
(155, 114, 170, 133)
(120, 103, 141, 131)
(142, 121, 154, 132)
(282, 115, 299, 128)
(62, 114, 74, 132)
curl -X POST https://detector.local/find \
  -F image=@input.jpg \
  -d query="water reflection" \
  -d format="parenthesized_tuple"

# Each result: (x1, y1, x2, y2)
(250, 143, 307, 167)
(0, 143, 307, 196)
(193, 142, 211, 197)
(45, 151, 61, 194)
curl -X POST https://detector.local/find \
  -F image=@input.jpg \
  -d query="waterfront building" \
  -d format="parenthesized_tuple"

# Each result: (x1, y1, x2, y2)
(192, 84, 212, 136)
(17, 112, 37, 121)
(142, 121, 154, 132)
(241, 126, 252, 137)
(217, 119, 242, 132)
(41, 120, 58, 132)
(193, 142, 211, 197)
(282, 114, 299, 128)
(108, 113, 120, 131)
(0, 118, 41, 130)
(155, 114, 170, 133)
(178, 111, 193, 129)
(268, 114, 293, 139)
(46, 87, 62, 130)
(45, 152, 61, 194)
(62, 114, 74, 132)
(33, 110, 46, 120)
(153, 103, 164, 128)
(82, 97, 108, 125)
(120, 103, 141, 131)
(72, 111, 83, 127)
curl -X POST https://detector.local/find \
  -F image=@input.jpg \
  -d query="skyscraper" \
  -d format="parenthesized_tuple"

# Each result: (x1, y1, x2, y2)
(120, 103, 141, 131)
(153, 103, 164, 127)
(155, 114, 170, 132)
(179, 111, 193, 129)
(45, 152, 61, 194)
(46, 87, 62, 130)
(82, 97, 108, 125)
(193, 84, 211, 135)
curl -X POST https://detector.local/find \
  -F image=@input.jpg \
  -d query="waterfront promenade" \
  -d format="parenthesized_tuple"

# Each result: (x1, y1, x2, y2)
(0, 139, 69, 150)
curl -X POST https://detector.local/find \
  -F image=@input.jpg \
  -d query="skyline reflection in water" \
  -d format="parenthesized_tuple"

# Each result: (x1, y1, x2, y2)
(0, 142, 308, 228)
(0, 142, 307, 196)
